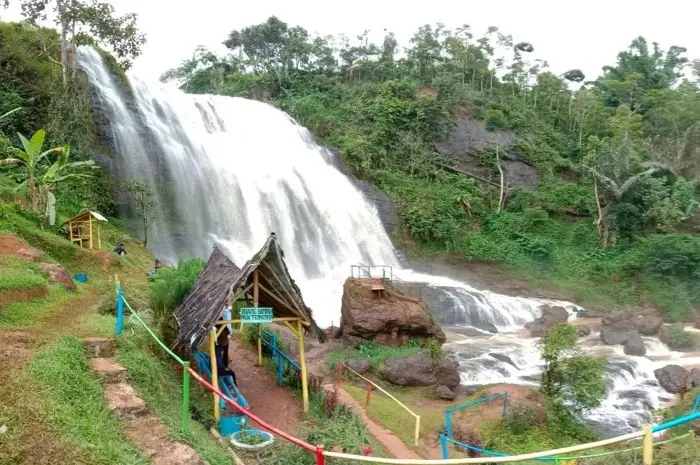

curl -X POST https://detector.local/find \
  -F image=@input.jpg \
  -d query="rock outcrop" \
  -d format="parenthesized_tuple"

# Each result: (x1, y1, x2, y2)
(379, 352, 460, 393)
(345, 358, 371, 375)
(653, 365, 700, 393)
(39, 263, 77, 291)
(623, 333, 646, 356)
(339, 278, 445, 345)
(577, 326, 592, 337)
(599, 307, 662, 347)
(525, 305, 569, 337)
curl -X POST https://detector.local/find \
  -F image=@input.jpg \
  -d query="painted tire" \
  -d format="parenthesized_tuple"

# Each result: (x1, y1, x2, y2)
(230, 430, 274, 450)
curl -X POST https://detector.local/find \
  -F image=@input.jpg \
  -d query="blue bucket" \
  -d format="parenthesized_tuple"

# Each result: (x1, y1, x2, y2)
(73, 273, 88, 283)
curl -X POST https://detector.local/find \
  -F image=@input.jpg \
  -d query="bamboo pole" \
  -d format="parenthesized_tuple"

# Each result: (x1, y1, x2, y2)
(642, 424, 652, 465)
(254, 270, 262, 367)
(209, 328, 220, 421)
(297, 319, 309, 412)
(88, 217, 93, 249)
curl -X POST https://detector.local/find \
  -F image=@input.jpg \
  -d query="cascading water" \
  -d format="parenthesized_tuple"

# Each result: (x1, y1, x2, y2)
(78, 46, 699, 436)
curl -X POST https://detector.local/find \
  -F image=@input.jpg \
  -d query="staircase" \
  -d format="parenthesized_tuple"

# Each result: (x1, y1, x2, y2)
(83, 337, 206, 465)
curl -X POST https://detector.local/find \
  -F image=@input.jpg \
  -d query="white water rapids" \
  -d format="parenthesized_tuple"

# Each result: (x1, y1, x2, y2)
(78, 47, 700, 436)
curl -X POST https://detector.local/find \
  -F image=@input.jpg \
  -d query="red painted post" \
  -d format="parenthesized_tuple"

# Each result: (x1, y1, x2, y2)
(315, 445, 326, 465)
(365, 381, 372, 406)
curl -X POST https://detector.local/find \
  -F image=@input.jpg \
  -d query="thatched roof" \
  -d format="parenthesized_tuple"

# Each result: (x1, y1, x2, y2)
(174, 233, 322, 348)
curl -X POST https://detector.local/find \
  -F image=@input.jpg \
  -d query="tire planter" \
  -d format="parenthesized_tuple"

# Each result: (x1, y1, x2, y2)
(230, 430, 274, 450)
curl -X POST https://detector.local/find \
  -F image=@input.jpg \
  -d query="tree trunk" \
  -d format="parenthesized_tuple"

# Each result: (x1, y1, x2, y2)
(496, 147, 506, 212)
(142, 216, 148, 246)
(29, 169, 37, 211)
(57, 0, 69, 85)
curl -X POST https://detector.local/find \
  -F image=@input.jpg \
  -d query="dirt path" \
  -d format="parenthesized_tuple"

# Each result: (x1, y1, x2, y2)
(227, 335, 304, 437)
(0, 287, 103, 464)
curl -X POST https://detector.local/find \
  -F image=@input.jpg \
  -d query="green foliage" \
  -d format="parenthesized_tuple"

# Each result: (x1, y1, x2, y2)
(667, 326, 699, 351)
(27, 336, 146, 464)
(326, 339, 424, 370)
(0, 257, 47, 291)
(149, 258, 204, 345)
(122, 177, 160, 245)
(158, 17, 700, 320)
(539, 324, 607, 413)
(0, 286, 73, 328)
(503, 402, 544, 435)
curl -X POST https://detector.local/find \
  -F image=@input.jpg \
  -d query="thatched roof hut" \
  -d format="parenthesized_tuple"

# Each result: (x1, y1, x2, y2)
(174, 233, 322, 349)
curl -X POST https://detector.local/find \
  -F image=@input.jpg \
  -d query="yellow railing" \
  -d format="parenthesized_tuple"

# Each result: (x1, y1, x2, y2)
(338, 362, 421, 447)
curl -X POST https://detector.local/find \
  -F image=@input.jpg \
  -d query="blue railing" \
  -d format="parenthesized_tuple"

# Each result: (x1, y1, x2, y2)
(444, 392, 508, 439)
(260, 328, 301, 386)
(192, 350, 249, 409)
(441, 391, 700, 460)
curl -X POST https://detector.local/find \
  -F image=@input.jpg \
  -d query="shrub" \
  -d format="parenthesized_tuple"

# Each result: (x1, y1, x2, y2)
(452, 425, 484, 458)
(667, 326, 698, 351)
(148, 258, 204, 346)
(504, 402, 546, 435)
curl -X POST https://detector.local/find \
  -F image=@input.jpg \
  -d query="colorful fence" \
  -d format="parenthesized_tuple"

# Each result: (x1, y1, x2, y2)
(115, 278, 700, 464)
(443, 392, 508, 442)
(260, 327, 301, 385)
(337, 362, 422, 446)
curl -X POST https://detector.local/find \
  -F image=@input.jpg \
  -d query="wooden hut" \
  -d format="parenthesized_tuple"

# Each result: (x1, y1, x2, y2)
(174, 233, 321, 415)
(63, 211, 108, 250)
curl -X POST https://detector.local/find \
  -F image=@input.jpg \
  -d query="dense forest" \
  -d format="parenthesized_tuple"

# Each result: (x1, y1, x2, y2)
(161, 18, 700, 321)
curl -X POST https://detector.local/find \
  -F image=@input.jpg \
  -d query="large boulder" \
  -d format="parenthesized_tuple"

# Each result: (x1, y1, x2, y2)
(687, 369, 700, 389)
(600, 307, 662, 346)
(654, 365, 688, 394)
(39, 263, 76, 291)
(339, 278, 446, 345)
(345, 359, 371, 375)
(436, 359, 461, 389)
(577, 326, 592, 337)
(525, 305, 569, 337)
(623, 334, 646, 356)
(379, 352, 436, 386)
(437, 385, 457, 401)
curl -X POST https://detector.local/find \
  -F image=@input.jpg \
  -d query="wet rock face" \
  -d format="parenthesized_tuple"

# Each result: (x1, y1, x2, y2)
(577, 326, 592, 337)
(323, 147, 398, 236)
(654, 365, 688, 393)
(600, 307, 663, 347)
(524, 305, 569, 337)
(623, 334, 646, 356)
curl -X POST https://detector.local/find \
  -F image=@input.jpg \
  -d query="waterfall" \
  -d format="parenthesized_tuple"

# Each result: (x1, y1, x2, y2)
(78, 46, 696, 436)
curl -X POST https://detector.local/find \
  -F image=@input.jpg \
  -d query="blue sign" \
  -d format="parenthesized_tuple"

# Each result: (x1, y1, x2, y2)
(240, 307, 273, 323)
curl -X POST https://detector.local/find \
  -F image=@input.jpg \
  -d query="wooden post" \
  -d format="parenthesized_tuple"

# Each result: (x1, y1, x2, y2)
(97, 224, 101, 250)
(297, 319, 309, 412)
(365, 381, 372, 406)
(642, 424, 652, 465)
(69, 221, 73, 243)
(88, 216, 93, 249)
(253, 270, 262, 366)
(209, 328, 220, 422)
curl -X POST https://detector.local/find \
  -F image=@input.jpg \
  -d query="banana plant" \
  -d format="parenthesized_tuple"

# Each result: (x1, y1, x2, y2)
(0, 129, 95, 211)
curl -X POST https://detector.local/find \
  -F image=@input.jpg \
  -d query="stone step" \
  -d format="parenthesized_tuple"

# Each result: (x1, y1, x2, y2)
(82, 337, 116, 358)
(104, 383, 148, 420)
(124, 416, 207, 465)
(90, 358, 127, 384)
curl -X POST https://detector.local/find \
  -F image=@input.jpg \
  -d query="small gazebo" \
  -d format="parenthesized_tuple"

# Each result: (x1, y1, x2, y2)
(63, 211, 108, 250)
(175, 233, 321, 417)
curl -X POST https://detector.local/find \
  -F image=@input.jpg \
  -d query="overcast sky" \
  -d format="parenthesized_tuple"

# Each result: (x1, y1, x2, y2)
(2, 0, 699, 82)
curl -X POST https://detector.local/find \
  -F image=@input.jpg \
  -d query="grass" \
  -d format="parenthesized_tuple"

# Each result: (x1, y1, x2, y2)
(0, 257, 47, 291)
(115, 324, 233, 465)
(326, 340, 423, 370)
(0, 286, 74, 328)
(27, 336, 147, 464)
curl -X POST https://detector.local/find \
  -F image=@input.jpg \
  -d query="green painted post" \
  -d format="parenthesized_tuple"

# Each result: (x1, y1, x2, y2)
(181, 362, 190, 433)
